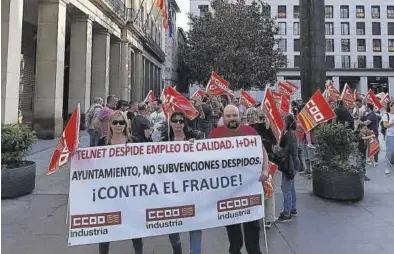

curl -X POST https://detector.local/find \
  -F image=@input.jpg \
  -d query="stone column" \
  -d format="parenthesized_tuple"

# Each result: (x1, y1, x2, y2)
(332, 77, 340, 90)
(33, 0, 68, 139)
(1, 0, 24, 124)
(109, 40, 121, 97)
(388, 77, 394, 100)
(68, 13, 92, 129)
(91, 29, 110, 101)
(360, 77, 368, 96)
(119, 41, 130, 101)
(132, 50, 143, 102)
(128, 48, 134, 100)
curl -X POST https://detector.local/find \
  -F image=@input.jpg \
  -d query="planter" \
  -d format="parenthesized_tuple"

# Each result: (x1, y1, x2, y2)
(312, 167, 364, 201)
(2, 161, 36, 198)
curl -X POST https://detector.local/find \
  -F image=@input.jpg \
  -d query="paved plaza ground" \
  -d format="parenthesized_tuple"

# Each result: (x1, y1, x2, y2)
(2, 132, 394, 254)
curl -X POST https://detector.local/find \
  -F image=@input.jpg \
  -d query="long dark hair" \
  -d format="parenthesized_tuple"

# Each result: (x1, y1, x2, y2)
(284, 113, 297, 131)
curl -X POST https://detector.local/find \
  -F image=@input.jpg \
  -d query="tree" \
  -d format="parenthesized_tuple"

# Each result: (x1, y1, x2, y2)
(180, 0, 285, 91)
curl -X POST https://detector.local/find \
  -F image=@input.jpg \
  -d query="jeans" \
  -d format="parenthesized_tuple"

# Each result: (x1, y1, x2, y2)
(88, 129, 100, 147)
(189, 230, 202, 254)
(225, 220, 262, 254)
(386, 135, 394, 165)
(281, 173, 296, 215)
(99, 238, 143, 254)
(98, 233, 181, 254)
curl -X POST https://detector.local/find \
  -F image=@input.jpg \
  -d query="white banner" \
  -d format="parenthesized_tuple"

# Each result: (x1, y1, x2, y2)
(68, 136, 264, 246)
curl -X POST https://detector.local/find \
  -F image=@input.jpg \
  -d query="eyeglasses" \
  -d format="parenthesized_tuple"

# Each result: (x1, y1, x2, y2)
(112, 120, 126, 126)
(171, 118, 185, 124)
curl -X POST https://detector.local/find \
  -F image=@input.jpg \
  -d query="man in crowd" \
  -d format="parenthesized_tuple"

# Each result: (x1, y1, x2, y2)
(353, 99, 366, 129)
(209, 104, 269, 254)
(94, 94, 118, 138)
(131, 103, 153, 142)
(361, 103, 380, 163)
(150, 99, 166, 141)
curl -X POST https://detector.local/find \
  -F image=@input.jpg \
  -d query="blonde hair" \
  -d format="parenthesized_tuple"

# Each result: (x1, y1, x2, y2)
(106, 111, 130, 144)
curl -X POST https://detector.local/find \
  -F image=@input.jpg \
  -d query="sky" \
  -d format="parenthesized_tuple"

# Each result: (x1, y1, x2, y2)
(176, 0, 190, 31)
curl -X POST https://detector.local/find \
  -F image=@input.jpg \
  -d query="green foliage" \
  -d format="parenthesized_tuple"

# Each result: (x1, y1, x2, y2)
(1, 124, 37, 166)
(180, 0, 285, 90)
(315, 124, 362, 172)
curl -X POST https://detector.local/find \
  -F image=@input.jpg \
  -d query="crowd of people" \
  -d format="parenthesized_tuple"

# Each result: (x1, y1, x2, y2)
(83, 90, 394, 254)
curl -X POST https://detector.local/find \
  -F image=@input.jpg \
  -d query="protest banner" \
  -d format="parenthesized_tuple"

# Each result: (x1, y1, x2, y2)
(262, 88, 284, 144)
(341, 83, 356, 108)
(205, 72, 234, 97)
(240, 90, 257, 109)
(68, 136, 265, 246)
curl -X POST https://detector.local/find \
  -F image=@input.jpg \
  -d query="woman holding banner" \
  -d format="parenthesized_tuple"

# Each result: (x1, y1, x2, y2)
(382, 101, 394, 174)
(97, 111, 182, 254)
(159, 111, 204, 254)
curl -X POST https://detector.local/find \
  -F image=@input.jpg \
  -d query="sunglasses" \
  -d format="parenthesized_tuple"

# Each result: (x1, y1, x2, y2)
(171, 118, 185, 124)
(112, 120, 126, 126)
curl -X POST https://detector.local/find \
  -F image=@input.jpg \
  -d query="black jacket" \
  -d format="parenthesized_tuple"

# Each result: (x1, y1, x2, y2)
(276, 130, 300, 179)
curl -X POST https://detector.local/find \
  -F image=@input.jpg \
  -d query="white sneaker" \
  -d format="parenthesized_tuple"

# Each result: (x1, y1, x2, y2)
(385, 168, 391, 174)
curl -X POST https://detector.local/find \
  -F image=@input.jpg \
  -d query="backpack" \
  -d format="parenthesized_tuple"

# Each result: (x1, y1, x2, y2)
(85, 105, 101, 128)
(380, 113, 389, 136)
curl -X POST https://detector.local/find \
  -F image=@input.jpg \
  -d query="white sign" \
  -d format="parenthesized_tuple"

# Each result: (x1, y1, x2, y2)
(68, 136, 264, 246)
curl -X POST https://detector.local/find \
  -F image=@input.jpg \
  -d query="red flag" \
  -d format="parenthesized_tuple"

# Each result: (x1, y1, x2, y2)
(354, 90, 361, 100)
(162, 86, 199, 120)
(278, 81, 298, 95)
(143, 90, 156, 103)
(297, 90, 336, 132)
(261, 88, 284, 144)
(368, 137, 380, 158)
(240, 90, 257, 109)
(47, 104, 80, 175)
(380, 93, 390, 109)
(263, 161, 278, 199)
(155, 0, 164, 9)
(190, 89, 205, 102)
(364, 89, 383, 109)
(205, 72, 234, 97)
(280, 94, 291, 115)
(341, 83, 356, 108)
(324, 81, 341, 102)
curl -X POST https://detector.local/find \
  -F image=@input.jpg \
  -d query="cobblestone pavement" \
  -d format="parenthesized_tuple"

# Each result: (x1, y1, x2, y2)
(2, 132, 394, 254)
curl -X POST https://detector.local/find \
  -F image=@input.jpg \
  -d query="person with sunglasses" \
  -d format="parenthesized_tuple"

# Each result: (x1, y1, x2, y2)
(97, 110, 143, 254)
(159, 111, 204, 254)
(382, 101, 394, 174)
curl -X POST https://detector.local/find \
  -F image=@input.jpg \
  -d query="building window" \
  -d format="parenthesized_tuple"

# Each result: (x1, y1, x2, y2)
(198, 5, 208, 17)
(325, 5, 333, 18)
(388, 22, 394, 35)
(293, 5, 300, 19)
(389, 39, 394, 52)
(278, 39, 287, 52)
(357, 39, 366, 52)
(325, 22, 334, 35)
(373, 39, 381, 52)
(371, 6, 380, 18)
(358, 56, 366, 68)
(341, 39, 350, 52)
(326, 56, 335, 68)
(340, 5, 349, 18)
(294, 55, 301, 68)
(342, 56, 351, 68)
(262, 5, 271, 18)
(278, 22, 286, 35)
(293, 22, 300, 35)
(282, 55, 287, 68)
(356, 6, 365, 18)
(278, 5, 286, 18)
(326, 39, 334, 52)
(294, 39, 301, 52)
(341, 22, 350, 35)
(372, 22, 381, 35)
(356, 22, 365, 35)
(373, 56, 382, 68)
(390, 56, 394, 68)
(388, 6, 394, 19)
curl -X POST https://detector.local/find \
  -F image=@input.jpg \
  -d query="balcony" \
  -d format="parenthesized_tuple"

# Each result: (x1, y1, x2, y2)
(126, 8, 143, 33)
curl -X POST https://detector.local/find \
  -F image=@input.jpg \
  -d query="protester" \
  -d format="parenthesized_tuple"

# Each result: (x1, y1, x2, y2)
(131, 103, 153, 142)
(198, 96, 214, 138)
(249, 107, 277, 229)
(116, 100, 130, 112)
(160, 111, 204, 254)
(361, 103, 380, 163)
(150, 99, 166, 142)
(353, 99, 366, 129)
(127, 101, 138, 122)
(335, 100, 354, 129)
(85, 97, 103, 147)
(382, 101, 394, 174)
(94, 94, 118, 138)
(96, 110, 143, 254)
(355, 123, 373, 181)
(208, 104, 269, 254)
(274, 113, 300, 223)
